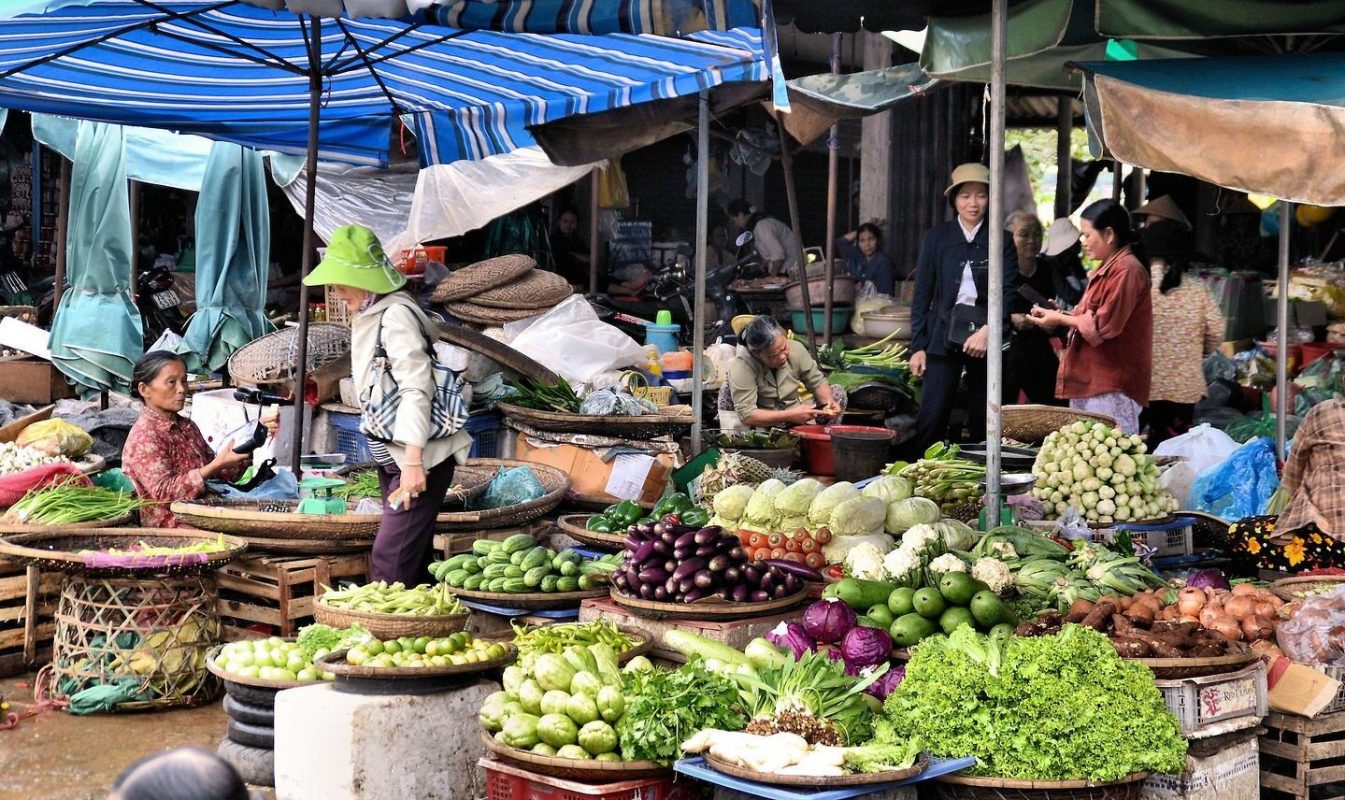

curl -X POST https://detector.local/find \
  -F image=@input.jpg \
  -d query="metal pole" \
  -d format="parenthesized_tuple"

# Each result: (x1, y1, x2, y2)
(52, 159, 70, 311)
(290, 14, 322, 471)
(778, 127, 817, 353)
(1276, 202, 1292, 460)
(985, 0, 1007, 525)
(1111, 161, 1122, 202)
(691, 91, 710, 454)
(1054, 97, 1072, 219)
(823, 33, 841, 347)
(589, 168, 600, 296)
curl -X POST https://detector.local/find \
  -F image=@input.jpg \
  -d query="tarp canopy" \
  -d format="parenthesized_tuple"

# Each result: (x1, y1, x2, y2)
(1076, 52, 1345, 206)
(0, 0, 771, 168)
(780, 62, 940, 145)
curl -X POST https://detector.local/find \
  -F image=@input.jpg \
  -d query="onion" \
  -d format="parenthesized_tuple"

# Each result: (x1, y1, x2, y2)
(1242, 615, 1276, 641)
(1225, 595, 1255, 621)
(1231, 583, 1259, 597)
(1179, 614, 1200, 624)
(1253, 600, 1278, 620)
(1177, 588, 1206, 617)
(1199, 606, 1223, 628)
(1207, 615, 1243, 641)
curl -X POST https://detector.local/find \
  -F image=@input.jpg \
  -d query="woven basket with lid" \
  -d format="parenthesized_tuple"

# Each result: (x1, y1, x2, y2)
(227, 323, 350, 386)
(430, 254, 535, 303)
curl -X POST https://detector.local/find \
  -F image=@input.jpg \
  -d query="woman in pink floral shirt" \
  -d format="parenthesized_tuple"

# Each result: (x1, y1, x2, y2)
(122, 351, 266, 528)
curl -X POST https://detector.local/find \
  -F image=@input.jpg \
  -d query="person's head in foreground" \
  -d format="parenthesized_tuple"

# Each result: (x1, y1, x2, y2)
(109, 746, 256, 800)
(742, 315, 790, 369)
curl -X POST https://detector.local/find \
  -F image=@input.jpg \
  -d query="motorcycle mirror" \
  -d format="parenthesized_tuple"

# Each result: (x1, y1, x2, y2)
(735, 231, 754, 248)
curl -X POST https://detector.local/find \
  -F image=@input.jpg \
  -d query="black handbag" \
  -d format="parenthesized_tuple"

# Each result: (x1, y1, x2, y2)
(946, 303, 988, 347)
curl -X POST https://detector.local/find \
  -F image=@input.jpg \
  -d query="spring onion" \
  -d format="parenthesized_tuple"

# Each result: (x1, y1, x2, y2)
(3, 479, 147, 524)
(333, 470, 381, 499)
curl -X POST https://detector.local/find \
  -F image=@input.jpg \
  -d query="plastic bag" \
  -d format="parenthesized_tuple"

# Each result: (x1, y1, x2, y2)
(597, 159, 630, 209)
(1159, 461, 1198, 509)
(504, 295, 646, 384)
(0, 462, 87, 507)
(1277, 586, 1345, 666)
(580, 388, 656, 417)
(1203, 351, 1236, 384)
(470, 466, 544, 510)
(1153, 423, 1240, 478)
(1055, 507, 1092, 540)
(1189, 437, 1281, 522)
(16, 419, 94, 458)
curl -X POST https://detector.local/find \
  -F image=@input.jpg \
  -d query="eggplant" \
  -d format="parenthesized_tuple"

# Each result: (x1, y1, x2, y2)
(652, 521, 670, 538)
(673, 548, 690, 562)
(613, 574, 628, 590)
(674, 531, 697, 550)
(654, 586, 668, 602)
(728, 547, 746, 562)
(782, 575, 800, 594)
(694, 544, 716, 558)
(731, 585, 750, 603)
(623, 535, 644, 551)
(761, 559, 825, 582)
(693, 527, 720, 546)
(651, 539, 669, 556)
(714, 537, 738, 553)
(678, 578, 695, 594)
(624, 565, 639, 584)
(694, 571, 716, 590)
(664, 559, 678, 575)
(722, 566, 741, 585)
(672, 558, 706, 582)
(772, 584, 789, 599)
(632, 540, 656, 564)
(683, 588, 706, 603)
(742, 564, 760, 584)
(665, 576, 679, 594)
(750, 590, 770, 603)
(707, 555, 730, 572)
(639, 583, 654, 599)
(636, 522, 655, 536)
(759, 570, 776, 590)
(638, 567, 668, 584)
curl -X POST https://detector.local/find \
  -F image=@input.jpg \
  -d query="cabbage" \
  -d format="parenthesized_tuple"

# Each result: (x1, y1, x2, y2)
(776, 515, 811, 534)
(809, 482, 860, 526)
(775, 478, 824, 518)
(862, 476, 913, 506)
(886, 496, 941, 533)
(932, 519, 977, 551)
(744, 479, 786, 524)
(830, 496, 887, 537)
(802, 598, 857, 645)
(711, 484, 756, 522)
(1185, 569, 1229, 591)
(840, 626, 892, 670)
(766, 621, 815, 659)
(823, 533, 894, 566)
(865, 664, 904, 701)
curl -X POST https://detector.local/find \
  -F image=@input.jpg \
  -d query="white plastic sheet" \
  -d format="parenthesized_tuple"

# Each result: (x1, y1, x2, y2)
(504, 295, 645, 385)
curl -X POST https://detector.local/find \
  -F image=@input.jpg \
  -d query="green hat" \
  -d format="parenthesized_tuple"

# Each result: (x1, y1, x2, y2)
(302, 224, 407, 294)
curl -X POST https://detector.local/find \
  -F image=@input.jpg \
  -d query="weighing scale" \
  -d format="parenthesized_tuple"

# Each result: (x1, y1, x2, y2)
(297, 476, 347, 515)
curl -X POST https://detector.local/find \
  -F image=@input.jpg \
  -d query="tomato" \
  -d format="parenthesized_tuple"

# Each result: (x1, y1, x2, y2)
(770, 547, 786, 560)
(825, 563, 844, 578)
(805, 552, 827, 569)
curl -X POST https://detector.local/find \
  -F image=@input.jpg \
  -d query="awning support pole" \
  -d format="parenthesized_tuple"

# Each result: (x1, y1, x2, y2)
(823, 33, 841, 347)
(778, 128, 817, 353)
(290, 14, 322, 472)
(1054, 97, 1072, 219)
(1277, 202, 1292, 460)
(589, 168, 600, 297)
(691, 90, 709, 455)
(985, 0, 1007, 526)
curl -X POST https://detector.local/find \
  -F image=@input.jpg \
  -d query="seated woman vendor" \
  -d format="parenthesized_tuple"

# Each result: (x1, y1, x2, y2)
(726, 316, 840, 428)
(122, 351, 276, 528)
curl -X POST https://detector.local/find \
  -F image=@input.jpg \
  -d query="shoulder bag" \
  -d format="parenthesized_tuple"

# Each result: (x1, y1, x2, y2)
(359, 304, 471, 445)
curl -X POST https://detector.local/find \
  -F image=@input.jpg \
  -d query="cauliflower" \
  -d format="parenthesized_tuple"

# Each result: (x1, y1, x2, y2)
(971, 558, 1013, 595)
(987, 540, 1018, 559)
(900, 524, 941, 551)
(882, 544, 921, 583)
(823, 533, 893, 567)
(844, 542, 888, 581)
(928, 553, 968, 577)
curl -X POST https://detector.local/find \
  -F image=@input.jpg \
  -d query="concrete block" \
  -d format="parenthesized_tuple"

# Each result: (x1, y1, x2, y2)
(274, 679, 499, 800)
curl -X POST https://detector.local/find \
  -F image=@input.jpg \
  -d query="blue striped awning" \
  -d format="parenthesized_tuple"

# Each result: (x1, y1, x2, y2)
(426, 0, 760, 35)
(0, 0, 769, 167)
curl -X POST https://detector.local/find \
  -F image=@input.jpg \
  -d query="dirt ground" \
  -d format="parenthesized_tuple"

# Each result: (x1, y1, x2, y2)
(0, 672, 263, 800)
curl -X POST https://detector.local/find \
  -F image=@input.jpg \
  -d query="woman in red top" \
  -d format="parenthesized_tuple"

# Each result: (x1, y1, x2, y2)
(1026, 200, 1152, 434)
(122, 351, 272, 528)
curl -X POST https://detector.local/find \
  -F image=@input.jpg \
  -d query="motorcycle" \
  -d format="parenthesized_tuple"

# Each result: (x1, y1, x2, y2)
(595, 256, 743, 346)
(136, 265, 187, 347)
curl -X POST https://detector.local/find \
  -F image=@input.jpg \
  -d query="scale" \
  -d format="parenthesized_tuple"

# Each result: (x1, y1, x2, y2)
(297, 476, 347, 515)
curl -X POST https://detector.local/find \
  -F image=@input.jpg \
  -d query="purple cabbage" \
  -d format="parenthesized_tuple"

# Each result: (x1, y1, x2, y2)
(840, 626, 892, 670)
(802, 598, 857, 645)
(1186, 569, 1230, 591)
(766, 621, 815, 659)
(865, 665, 905, 701)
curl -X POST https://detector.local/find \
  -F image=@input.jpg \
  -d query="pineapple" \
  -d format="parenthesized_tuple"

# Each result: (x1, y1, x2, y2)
(770, 466, 802, 486)
(695, 451, 773, 501)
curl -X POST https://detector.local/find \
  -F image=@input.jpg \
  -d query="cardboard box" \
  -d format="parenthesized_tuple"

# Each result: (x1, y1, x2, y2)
(1266, 656, 1342, 718)
(0, 357, 75, 404)
(514, 438, 674, 505)
(1140, 733, 1259, 800)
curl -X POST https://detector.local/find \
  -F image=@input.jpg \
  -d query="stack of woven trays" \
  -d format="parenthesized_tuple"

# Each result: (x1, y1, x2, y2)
(429, 254, 573, 326)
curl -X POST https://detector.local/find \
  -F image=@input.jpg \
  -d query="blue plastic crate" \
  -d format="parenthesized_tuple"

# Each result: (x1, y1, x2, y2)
(329, 411, 372, 464)
(465, 410, 503, 459)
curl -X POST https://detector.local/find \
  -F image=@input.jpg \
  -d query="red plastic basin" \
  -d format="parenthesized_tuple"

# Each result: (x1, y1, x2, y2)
(793, 424, 893, 477)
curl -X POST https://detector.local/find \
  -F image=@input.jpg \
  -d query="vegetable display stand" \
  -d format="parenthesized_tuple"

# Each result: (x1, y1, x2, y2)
(674, 754, 976, 800)
(1259, 710, 1345, 800)
(578, 597, 803, 662)
(1152, 663, 1267, 739)
(482, 756, 696, 800)
(216, 553, 369, 640)
(0, 557, 58, 677)
(50, 573, 221, 711)
(1140, 730, 1259, 800)
(436, 527, 535, 559)
(930, 772, 1150, 800)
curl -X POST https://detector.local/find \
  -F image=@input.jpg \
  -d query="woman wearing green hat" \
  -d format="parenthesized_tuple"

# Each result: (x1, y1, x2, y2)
(304, 225, 473, 584)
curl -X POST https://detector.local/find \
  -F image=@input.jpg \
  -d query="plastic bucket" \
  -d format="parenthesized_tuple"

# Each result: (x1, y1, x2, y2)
(792, 424, 836, 475)
(644, 323, 680, 355)
(1300, 341, 1345, 369)
(829, 425, 895, 482)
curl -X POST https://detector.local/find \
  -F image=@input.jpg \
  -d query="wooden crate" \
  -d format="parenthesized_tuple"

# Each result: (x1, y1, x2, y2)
(0, 558, 59, 677)
(1260, 710, 1345, 800)
(216, 553, 369, 640)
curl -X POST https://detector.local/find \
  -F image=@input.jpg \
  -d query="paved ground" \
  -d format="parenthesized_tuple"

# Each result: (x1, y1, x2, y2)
(0, 672, 249, 800)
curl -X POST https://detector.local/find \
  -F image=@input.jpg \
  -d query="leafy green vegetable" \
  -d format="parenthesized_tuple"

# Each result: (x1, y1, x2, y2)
(843, 738, 924, 774)
(876, 625, 1186, 781)
(734, 649, 885, 745)
(617, 660, 747, 765)
(295, 622, 371, 659)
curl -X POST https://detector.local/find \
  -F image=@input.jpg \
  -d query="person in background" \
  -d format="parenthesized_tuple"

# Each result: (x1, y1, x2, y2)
(1039, 218, 1088, 308)
(727, 315, 840, 428)
(1026, 199, 1152, 434)
(302, 224, 473, 585)
(1004, 211, 1060, 405)
(1132, 194, 1193, 233)
(908, 162, 1017, 450)
(109, 745, 257, 800)
(836, 220, 896, 296)
(1142, 207, 1224, 446)
(707, 223, 736, 270)
(122, 351, 277, 528)
(727, 198, 803, 278)
(550, 208, 590, 289)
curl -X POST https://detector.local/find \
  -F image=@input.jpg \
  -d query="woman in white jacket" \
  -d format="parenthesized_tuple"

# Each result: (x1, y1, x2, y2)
(304, 225, 472, 583)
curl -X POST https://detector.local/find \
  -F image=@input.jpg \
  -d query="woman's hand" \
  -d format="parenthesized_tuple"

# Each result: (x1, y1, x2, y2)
(260, 410, 280, 438)
(398, 463, 428, 500)
(1011, 312, 1031, 331)
(204, 441, 252, 478)
(786, 405, 825, 424)
(963, 326, 989, 358)
(1028, 306, 1068, 329)
(909, 350, 927, 377)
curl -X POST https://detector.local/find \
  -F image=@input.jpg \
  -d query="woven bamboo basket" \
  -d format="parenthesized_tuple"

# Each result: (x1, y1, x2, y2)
(1001, 405, 1117, 444)
(224, 536, 375, 556)
(0, 512, 135, 532)
(312, 601, 469, 639)
(481, 732, 668, 780)
(1131, 644, 1257, 679)
(704, 752, 928, 787)
(497, 402, 693, 439)
(445, 301, 544, 326)
(435, 459, 570, 532)
(932, 772, 1150, 800)
(470, 269, 573, 310)
(316, 639, 516, 682)
(0, 528, 248, 577)
(227, 323, 350, 386)
(554, 514, 625, 548)
(205, 642, 326, 690)
(1271, 574, 1345, 602)
(169, 499, 383, 539)
(431, 254, 536, 303)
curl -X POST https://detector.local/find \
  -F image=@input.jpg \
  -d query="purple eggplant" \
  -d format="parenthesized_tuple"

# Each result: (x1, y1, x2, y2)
(693, 527, 720, 546)
(694, 544, 716, 558)
(782, 575, 801, 594)
(639, 583, 654, 599)
(638, 567, 668, 584)
(743, 564, 761, 584)
(651, 539, 668, 556)
(731, 585, 750, 603)
(662, 559, 676, 574)
(762, 559, 825, 583)
(654, 586, 668, 602)
(613, 574, 628, 590)
(750, 590, 770, 603)
(623, 534, 644, 551)
(722, 566, 741, 585)
(673, 548, 690, 562)
(664, 575, 679, 594)
(678, 578, 695, 594)
(694, 571, 716, 590)
(759, 570, 776, 590)
(772, 584, 790, 599)
(675, 531, 697, 550)
(728, 546, 746, 562)
(707, 555, 731, 572)
(633, 540, 656, 564)
(673, 558, 706, 582)
(683, 588, 707, 603)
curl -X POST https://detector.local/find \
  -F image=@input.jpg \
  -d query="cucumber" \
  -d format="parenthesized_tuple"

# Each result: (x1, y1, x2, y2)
(520, 546, 550, 571)
(463, 574, 486, 590)
(524, 566, 549, 588)
(559, 561, 579, 578)
(578, 575, 597, 590)
(510, 550, 527, 566)
(503, 565, 525, 580)
(832, 578, 898, 612)
(500, 534, 536, 554)
(473, 539, 501, 556)
(487, 577, 508, 592)
(540, 575, 560, 592)
(487, 548, 514, 565)
(501, 578, 529, 593)
(443, 553, 474, 571)
(446, 569, 470, 588)
(556, 577, 579, 592)
(462, 558, 483, 575)
(482, 563, 509, 580)
(663, 630, 752, 667)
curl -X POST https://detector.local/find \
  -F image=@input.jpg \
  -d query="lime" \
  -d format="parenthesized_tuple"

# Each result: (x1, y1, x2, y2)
(938, 572, 976, 606)
(887, 587, 916, 616)
(912, 587, 946, 619)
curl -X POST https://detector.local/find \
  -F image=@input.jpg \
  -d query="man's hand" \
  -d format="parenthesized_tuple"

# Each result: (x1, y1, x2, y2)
(963, 326, 989, 358)
(909, 350, 927, 377)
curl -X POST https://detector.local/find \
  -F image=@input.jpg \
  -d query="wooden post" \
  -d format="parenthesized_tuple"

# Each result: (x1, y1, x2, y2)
(588, 169, 600, 296)
(23, 565, 38, 663)
(1054, 97, 1072, 219)
(52, 159, 70, 310)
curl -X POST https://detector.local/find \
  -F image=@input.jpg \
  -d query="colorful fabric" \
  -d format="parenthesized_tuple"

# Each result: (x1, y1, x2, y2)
(1150, 263, 1225, 404)
(1228, 515, 1345, 573)
(1055, 246, 1153, 405)
(1277, 399, 1345, 537)
(121, 407, 244, 528)
(1070, 391, 1142, 435)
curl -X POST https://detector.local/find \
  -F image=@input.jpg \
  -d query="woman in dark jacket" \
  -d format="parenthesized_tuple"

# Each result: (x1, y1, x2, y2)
(908, 163, 1017, 451)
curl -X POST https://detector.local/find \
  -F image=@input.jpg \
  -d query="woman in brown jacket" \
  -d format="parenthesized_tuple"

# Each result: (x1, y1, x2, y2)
(1026, 199, 1152, 434)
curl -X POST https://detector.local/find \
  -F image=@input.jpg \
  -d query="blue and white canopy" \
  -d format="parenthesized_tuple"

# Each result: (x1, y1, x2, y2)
(0, 0, 770, 167)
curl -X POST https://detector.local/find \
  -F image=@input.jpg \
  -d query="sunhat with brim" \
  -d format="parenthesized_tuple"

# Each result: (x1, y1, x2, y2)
(1041, 218, 1081, 257)
(944, 162, 991, 197)
(1134, 195, 1192, 230)
(302, 224, 406, 294)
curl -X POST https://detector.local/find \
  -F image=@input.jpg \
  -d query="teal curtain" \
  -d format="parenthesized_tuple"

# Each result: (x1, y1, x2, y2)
(177, 142, 272, 373)
(48, 121, 141, 394)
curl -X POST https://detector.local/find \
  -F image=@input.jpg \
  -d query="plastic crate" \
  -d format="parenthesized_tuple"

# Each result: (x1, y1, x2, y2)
(481, 757, 693, 800)
(329, 410, 372, 464)
(324, 284, 352, 326)
(1093, 516, 1194, 558)
(1153, 663, 1267, 739)
(466, 411, 503, 459)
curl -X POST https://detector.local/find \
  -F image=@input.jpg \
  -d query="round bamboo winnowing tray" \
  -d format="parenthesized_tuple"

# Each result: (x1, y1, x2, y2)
(554, 514, 625, 548)
(434, 459, 570, 531)
(431, 254, 536, 303)
(169, 499, 382, 539)
(445, 301, 545, 326)
(472, 270, 573, 310)
(227, 323, 350, 385)
(1001, 405, 1117, 444)
(703, 752, 929, 787)
(497, 402, 693, 439)
(481, 732, 668, 780)
(610, 588, 808, 621)
(0, 528, 247, 576)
